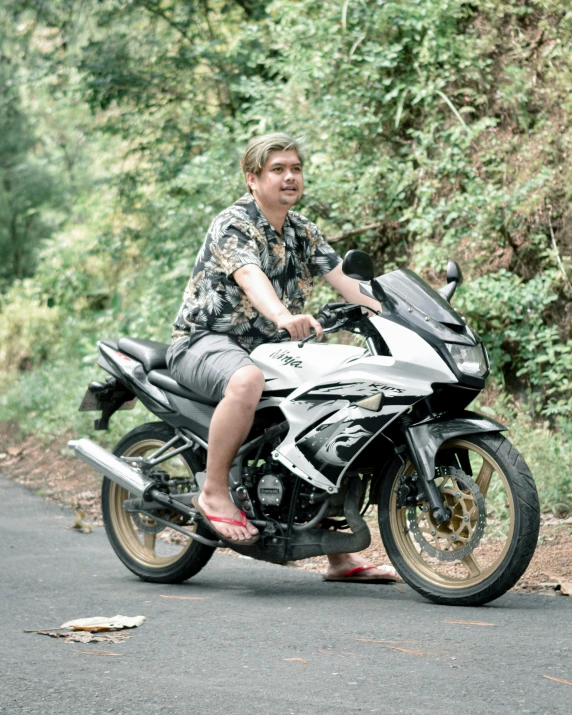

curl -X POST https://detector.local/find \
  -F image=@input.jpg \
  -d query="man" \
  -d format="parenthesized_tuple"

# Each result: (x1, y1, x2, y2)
(167, 133, 399, 583)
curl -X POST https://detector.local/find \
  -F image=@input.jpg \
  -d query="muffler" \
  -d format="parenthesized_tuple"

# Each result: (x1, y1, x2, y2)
(68, 438, 151, 497)
(68, 438, 222, 548)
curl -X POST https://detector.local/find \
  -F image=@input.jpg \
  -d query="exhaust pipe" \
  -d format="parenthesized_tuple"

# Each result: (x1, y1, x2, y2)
(68, 438, 223, 548)
(68, 438, 152, 497)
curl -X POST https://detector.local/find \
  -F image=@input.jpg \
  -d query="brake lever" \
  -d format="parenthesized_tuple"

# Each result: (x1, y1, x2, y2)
(297, 333, 317, 348)
(297, 324, 341, 348)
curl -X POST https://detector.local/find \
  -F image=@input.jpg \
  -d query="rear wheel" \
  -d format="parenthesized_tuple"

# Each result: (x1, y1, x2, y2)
(379, 433, 540, 606)
(101, 422, 215, 583)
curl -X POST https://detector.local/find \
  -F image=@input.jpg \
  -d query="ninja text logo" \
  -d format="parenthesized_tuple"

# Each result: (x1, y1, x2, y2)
(269, 349, 303, 369)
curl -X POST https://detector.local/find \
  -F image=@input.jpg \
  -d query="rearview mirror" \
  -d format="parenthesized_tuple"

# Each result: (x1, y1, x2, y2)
(446, 260, 463, 286)
(439, 260, 464, 302)
(342, 250, 374, 282)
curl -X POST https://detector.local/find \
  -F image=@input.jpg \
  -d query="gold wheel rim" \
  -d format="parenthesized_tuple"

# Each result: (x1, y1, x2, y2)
(389, 438, 516, 590)
(109, 439, 196, 569)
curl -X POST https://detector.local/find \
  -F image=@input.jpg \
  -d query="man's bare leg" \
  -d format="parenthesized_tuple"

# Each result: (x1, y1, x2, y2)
(197, 365, 264, 542)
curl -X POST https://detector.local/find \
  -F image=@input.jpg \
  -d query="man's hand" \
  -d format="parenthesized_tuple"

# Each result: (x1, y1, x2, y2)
(276, 313, 323, 341)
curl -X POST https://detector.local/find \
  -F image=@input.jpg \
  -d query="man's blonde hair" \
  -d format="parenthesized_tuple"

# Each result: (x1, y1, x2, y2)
(241, 133, 305, 192)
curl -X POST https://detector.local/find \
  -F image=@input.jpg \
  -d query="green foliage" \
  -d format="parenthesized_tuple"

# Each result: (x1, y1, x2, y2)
(1, 0, 572, 508)
(0, 360, 149, 448)
(478, 394, 572, 516)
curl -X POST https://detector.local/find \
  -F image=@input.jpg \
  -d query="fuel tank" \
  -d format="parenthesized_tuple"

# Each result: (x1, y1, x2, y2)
(251, 341, 366, 393)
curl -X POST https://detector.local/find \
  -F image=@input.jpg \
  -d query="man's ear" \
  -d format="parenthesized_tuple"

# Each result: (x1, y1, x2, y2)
(245, 172, 257, 192)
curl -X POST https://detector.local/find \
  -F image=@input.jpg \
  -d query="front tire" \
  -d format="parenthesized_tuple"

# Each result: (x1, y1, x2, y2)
(102, 422, 215, 583)
(379, 433, 540, 606)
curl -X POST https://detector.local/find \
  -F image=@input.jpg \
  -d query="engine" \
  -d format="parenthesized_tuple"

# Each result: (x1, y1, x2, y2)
(245, 459, 329, 524)
(257, 473, 285, 508)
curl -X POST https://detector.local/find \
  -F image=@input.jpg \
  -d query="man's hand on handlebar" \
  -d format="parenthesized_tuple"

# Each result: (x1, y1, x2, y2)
(275, 313, 324, 342)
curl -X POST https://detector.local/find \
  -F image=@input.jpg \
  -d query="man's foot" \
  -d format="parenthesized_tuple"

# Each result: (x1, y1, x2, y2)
(193, 493, 259, 544)
(324, 554, 403, 583)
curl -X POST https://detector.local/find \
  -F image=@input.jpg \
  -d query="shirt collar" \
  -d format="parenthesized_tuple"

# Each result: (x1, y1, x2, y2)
(238, 193, 294, 239)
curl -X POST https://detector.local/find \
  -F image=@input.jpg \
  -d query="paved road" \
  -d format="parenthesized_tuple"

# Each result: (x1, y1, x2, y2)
(1, 474, 571, 715)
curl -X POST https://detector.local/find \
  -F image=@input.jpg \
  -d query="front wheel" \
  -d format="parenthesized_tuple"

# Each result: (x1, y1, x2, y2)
(379, 433, 540, 606)
(102, 422, 215, 583)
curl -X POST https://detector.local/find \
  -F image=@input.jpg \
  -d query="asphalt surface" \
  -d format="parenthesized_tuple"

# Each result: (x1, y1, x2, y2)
(1, 474, 571, 715)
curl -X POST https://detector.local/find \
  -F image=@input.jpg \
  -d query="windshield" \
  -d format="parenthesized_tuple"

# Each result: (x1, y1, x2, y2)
(361, 268, 477, 346)
(377, 269, 464, 328)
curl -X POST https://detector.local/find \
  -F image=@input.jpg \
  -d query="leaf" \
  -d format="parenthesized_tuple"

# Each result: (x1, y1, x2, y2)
(30, 629, 131, 644)
(558, 583, 572, 596)
(282, 658, 308, 671)
(159, 595, 207, 600)
(385, 646, 427, 657)
(541, 675, 572, 686)
(71, 650, 122, 657)
(68, 510, 91, 534)
(356, 639, 419, 644)
(443, 620, 497, 627)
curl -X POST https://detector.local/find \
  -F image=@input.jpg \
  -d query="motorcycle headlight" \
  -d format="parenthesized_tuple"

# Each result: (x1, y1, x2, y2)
(445, 343, 488, 377)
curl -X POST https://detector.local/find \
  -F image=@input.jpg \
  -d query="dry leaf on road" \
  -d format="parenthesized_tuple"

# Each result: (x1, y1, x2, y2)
(282, 658, 308, 671)
(443, 620, 497, 627)
(356, 639, 419, 644)
(541, 675, 572, 686)
(385, 645, 427, 657)
(28, 629, 131, 644)
(71, 650, 122, 657)
(558, 583, 572, 596)
(68, 510, 92, 534)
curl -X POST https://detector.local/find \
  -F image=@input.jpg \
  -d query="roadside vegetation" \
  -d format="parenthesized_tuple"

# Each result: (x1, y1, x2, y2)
(0, 0, 571, 514)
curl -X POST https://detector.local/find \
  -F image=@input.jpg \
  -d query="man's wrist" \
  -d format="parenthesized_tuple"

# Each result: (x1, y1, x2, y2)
(270, 307, 292, 325)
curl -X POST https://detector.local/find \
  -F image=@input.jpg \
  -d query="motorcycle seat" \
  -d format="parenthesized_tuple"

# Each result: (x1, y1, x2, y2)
(147, 369, 218, 407)
(117, 337, 168, 372)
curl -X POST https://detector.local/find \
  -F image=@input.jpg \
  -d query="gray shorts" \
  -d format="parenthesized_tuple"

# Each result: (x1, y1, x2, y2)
(166, 326, 254, 403)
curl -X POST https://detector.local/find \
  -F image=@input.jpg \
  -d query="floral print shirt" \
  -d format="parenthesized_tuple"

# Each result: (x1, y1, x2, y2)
(172, 194, 341, 351)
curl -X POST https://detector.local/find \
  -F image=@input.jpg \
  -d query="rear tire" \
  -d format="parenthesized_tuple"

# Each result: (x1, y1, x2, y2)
(101, 422, 215, 583)
(379, 433, 540, 606)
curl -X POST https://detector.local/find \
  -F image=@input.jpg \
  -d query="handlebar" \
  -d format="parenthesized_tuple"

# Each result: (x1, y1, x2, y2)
(274, 312, 334, 343)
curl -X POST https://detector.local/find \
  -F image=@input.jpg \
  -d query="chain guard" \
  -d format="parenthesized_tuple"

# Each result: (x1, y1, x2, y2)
(406, 466, 486, 562)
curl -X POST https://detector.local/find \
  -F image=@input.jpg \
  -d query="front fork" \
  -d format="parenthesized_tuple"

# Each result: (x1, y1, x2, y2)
(400, 411, 507, 525)
(402, 427, 452, 525)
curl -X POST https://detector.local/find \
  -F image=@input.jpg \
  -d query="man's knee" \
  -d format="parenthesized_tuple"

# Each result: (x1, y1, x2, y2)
(224, 365, 264, 408)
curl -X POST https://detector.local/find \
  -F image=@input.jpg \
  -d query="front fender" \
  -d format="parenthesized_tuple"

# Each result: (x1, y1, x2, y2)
(406, 410, 507, 481)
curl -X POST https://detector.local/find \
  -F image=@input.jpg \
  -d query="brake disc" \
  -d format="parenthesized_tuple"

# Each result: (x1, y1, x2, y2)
(131, 511, 167, 535)
(406, 466, 487, 562)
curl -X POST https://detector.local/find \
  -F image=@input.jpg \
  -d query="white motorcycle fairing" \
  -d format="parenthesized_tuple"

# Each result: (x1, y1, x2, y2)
(249, 317, 458, 493)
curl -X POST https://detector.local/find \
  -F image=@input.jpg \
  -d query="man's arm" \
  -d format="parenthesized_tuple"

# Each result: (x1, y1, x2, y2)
(233, 264, 323, 341)
(323, 262, 380, 313)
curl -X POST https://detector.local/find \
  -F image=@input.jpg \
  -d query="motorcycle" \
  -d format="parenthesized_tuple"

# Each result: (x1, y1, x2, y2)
(69, 250, 540, 606)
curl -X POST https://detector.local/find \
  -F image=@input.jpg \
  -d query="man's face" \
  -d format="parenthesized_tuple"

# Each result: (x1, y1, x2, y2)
(246, 149, 304, 210)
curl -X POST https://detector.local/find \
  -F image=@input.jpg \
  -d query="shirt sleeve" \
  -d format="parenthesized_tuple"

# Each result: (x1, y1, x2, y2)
(212, 221, 263, 278)
(305, 221, 342, 277)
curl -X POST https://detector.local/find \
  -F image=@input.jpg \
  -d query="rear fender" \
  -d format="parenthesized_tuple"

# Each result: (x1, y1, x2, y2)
(79, 377, 137, 430)
(406, 410, 507, 481)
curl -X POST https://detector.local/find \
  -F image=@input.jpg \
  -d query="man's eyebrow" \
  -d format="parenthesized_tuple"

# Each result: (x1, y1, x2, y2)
(268, 160, 302, 168)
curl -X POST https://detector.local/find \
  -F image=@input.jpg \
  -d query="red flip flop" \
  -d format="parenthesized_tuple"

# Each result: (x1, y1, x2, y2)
(323, 564, 403, 584)
(192, 496, 259, 546)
